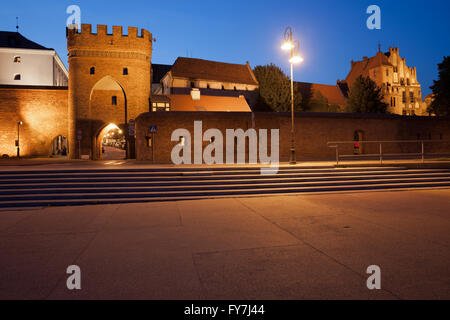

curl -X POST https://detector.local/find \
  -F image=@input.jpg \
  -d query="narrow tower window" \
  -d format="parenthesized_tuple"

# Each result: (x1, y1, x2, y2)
(112, 96, 118, 106)
(14, 74, 21, 80)
(123, 68, 128, 75)
(90, 67, 95, 75)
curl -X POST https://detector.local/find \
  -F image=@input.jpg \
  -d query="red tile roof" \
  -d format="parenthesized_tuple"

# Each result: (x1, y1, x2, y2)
(169, 94, 251, 112)
(170, 57, 258, 86)
(296, 82, 347, 107)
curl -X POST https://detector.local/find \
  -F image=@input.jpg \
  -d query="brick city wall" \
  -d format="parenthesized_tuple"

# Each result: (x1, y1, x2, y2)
(135, 112, 450, 163)
(0, 86, 68, 157)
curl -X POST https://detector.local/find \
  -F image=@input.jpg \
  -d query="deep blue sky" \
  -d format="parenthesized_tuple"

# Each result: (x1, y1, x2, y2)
(1, 0, 449, 95)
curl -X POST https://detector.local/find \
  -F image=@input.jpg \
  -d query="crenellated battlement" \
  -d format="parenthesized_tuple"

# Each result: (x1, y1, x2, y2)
(67, 24, 152, 55)
(68, 24, 151, 39)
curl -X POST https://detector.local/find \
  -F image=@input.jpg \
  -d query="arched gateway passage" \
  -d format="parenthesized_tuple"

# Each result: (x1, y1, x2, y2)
(96, 123, 126, 160)
(89, 76, 128, 160)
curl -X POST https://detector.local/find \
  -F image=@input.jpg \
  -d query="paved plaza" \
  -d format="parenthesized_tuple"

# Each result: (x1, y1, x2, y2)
(1, 188, 449, 300)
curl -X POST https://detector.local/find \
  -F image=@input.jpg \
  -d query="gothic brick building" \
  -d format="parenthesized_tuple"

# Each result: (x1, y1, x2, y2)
(344, 47, 428, 116)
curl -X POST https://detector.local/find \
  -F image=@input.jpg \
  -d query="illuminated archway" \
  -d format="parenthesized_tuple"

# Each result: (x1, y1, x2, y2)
(96, 123, 126, 160)
(88, 76, 128, 160)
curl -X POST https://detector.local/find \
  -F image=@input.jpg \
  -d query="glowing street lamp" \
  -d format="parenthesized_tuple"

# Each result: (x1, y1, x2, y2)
(282, 27, 303, 165)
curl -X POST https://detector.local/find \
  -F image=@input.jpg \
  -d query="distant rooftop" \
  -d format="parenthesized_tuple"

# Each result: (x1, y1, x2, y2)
(296, 82, 347, 107)
(170, 57, 258, 86)
(0, 31, 51, 50)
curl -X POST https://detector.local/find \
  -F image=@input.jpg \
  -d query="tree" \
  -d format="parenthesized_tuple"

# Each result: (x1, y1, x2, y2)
(253, 64, 302, 112)
(429, 56, 450, 116)
(346, 75, 388, 113)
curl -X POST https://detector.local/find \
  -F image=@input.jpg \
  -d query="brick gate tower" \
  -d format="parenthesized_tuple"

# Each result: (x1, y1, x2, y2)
(67, 24, 152, 160)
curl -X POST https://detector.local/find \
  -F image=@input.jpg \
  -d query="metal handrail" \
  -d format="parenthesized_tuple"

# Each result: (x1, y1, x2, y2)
(327, 140, 450, 166)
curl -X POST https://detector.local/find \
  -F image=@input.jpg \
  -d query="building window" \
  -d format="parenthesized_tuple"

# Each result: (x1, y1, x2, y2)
(112, 96, 117, 105)
(90, 67, 95, 75)
(190, 81, 195, 88)
(123, 68, 128, 75)
(373, 70, 377, 78)
(407, 78, 410, 86)
(206, 84, 210, 89)
(402, 92, 406, 103)
(410, 92, 414, 103)
(393, 97, 396, 107)
(394, 67, 398, 73)
(221, 85, 225, 90)
(14, 56, 21, 63)
(233, 86, 237, 91)
(14, 74, 21, 81)
(386, 69, 389, 76)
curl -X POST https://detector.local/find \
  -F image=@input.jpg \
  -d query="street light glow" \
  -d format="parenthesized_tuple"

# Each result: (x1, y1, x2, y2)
(281, 41, 294, 51)
(289, 55, 304, 64)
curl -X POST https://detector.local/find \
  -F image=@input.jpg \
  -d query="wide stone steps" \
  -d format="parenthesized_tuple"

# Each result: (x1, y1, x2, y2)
(0, 166, 449, 208)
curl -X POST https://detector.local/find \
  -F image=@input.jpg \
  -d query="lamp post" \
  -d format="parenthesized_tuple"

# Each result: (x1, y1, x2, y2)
(281, 27, 303, 165)
(17, 121, 23, 159)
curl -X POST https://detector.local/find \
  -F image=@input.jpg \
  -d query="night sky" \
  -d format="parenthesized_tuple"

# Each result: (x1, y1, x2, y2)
(1, 0, 449, 95)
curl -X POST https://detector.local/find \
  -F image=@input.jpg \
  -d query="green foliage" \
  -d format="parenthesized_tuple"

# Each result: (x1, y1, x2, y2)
(346, 76, 388, 113)
(253, 64, 302, 112)
(429, 56, 450, 116)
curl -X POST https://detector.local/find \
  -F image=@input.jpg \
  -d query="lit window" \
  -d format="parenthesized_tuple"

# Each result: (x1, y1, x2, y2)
(123, 68, 128, 75)
(14, 74, 21, 81)
(14, 56, 21, 63)
(90, 67, 95, 75)
(112, 96, 117, 105)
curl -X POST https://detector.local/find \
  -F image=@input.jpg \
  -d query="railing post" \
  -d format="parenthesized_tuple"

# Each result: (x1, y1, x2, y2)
(380, 143, 383, 166)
